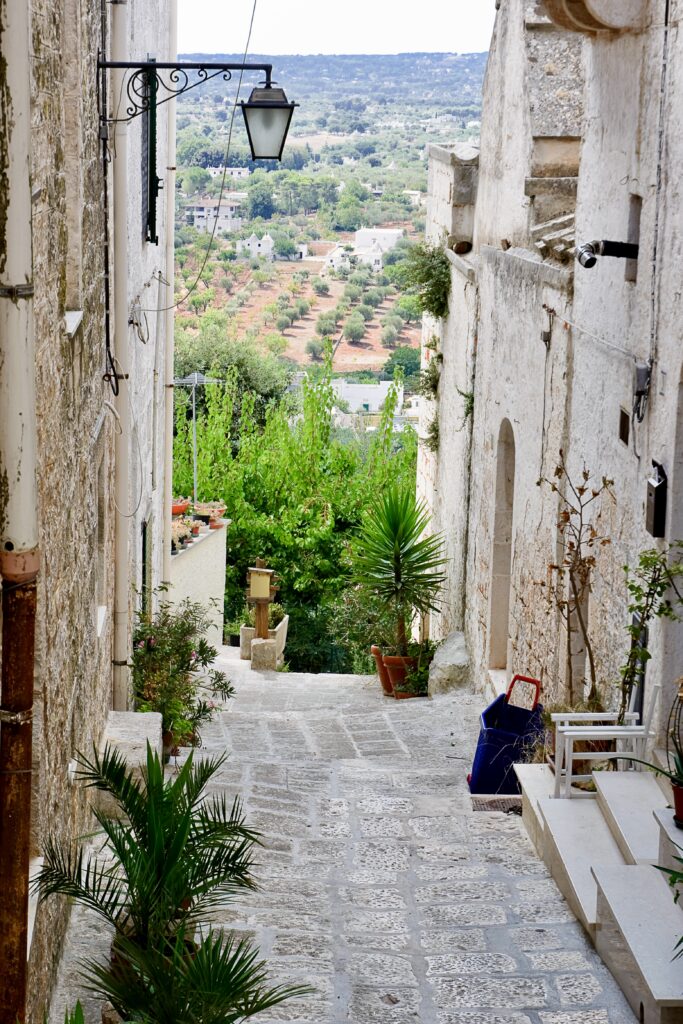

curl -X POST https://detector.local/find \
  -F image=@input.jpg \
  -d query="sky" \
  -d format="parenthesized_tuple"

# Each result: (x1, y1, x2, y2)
(178, 1, 497, 56)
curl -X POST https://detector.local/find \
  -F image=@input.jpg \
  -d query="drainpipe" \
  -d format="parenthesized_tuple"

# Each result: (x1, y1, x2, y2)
(0, 0, 40, 1019)
(111, 0, 131, 709)
(162, 0, 177, 586)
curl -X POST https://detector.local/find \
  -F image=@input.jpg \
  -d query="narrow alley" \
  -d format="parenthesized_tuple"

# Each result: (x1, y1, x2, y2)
(171, 653, 634, 1024)
(48, 651, 638, 1023)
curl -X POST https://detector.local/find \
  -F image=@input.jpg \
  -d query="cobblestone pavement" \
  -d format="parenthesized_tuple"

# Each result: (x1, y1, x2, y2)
(49, 651, 636, 1023)
(196, 650, 635, 1024)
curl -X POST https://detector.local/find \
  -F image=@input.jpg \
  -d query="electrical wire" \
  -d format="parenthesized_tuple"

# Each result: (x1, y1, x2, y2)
(557, 314, 639, 363)
(140, 0, 260, 315)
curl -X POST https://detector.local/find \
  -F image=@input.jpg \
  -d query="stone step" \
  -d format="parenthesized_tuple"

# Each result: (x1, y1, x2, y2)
(594, 771, 669, 864)
(529, 212, 575, 241)
(593, 864, 683, 1024)
(538, 796, 625, 936)
(515, 763, 554, 855)
(655, 807, 683, 875)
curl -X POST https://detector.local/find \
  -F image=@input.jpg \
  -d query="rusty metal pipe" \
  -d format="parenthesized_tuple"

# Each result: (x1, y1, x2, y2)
(0, 555, 38, 1024)
(0, 0, 40, 1016)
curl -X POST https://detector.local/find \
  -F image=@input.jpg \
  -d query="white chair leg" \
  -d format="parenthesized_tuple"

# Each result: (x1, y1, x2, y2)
(564, 741, 574, 798)
(554, 731, 564, 798)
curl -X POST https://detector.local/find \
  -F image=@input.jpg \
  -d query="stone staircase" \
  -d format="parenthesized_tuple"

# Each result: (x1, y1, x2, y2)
(516, 764, 683, 1024)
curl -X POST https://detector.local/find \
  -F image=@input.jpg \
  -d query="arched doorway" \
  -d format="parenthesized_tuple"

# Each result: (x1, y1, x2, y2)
(488, 419, 516, 670)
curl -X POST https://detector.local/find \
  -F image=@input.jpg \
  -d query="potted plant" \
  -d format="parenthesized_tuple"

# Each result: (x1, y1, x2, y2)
(132, 596, 234, 753)
(621, 684, 683, 825)
(393, 639, 441, 699)
(352, 485, 446, 695)
(172, 496, 191, 517)
(34, 746, 306, 1021)
(194, 499, 227, 525)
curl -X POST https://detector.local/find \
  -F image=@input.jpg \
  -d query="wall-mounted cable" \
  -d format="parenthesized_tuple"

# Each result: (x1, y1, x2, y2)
(139, 0, 259, 316)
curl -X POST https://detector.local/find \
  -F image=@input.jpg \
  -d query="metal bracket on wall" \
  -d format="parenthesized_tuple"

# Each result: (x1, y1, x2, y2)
(98, 59, 274, 123)
(0, 707, 33, 726)
(0, 284, 34, 300)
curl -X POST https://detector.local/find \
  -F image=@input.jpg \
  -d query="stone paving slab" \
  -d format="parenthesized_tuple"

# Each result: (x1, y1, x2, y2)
(48, 649, 636, 1023)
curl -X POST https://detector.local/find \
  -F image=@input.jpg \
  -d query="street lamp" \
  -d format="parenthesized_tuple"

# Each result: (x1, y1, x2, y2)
(98, 60, 297, 159)
(241, 84, 298, 161)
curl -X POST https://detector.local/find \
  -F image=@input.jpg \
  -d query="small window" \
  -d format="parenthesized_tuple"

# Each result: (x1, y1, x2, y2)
(619, 408, 630, 446)
(625, 194, 642, 283)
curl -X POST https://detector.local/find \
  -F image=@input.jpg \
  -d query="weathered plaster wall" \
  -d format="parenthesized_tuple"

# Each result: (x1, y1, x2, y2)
(424, 0, 683, 726)
(169, 526, 227, 646)
(122, 0, 173, 656)
(567, 1, 683, 729)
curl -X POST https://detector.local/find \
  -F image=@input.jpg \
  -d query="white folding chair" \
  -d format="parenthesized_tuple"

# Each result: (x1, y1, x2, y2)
(552, 683, 660, 798)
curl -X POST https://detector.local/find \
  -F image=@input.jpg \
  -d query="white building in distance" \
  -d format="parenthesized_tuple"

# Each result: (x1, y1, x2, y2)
(332, 379, 403, 414)
(186, 193, 247, 234)
(207, 166, 250, 180)
(236, 233, 275, 260)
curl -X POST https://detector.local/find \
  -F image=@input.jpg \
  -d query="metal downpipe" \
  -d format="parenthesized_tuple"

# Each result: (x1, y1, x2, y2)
(0, 0, 40, 1018)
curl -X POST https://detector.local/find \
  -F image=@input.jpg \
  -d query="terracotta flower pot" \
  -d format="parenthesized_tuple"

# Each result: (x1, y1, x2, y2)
(162, 729, 176, 763)
(371, 645, 394, 696)
(672, 782, 683, 828)
(172, 499, 190, 516)
(382, 654, 418, 696)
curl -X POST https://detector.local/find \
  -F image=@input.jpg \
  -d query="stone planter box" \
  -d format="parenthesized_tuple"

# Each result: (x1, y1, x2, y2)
(240, 615, 289, 671)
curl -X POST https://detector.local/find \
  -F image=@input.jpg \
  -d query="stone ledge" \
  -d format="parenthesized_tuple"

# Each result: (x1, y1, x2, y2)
(445, 248, 477, 282)
(525, 176, 578, 197)
(427, 142, 479, 167)
(481, 244, 574, 291)
(94, 710, 162, 818)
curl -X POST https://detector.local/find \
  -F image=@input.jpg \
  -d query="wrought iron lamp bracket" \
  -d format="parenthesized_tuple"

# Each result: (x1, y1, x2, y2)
(97, 59, 274, 123)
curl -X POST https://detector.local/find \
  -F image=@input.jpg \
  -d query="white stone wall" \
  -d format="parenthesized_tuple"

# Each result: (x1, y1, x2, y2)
(123, 0, 174, 630)
(169, 526, 227, 646)
(421, 0, 683, 728)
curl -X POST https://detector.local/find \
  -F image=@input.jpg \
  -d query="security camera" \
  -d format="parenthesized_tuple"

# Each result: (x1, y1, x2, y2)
(576, 242, 598, 269)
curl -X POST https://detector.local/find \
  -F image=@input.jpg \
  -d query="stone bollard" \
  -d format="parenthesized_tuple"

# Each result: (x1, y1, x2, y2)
(428, 631, 470, 696)
(250, 637, 278, 672)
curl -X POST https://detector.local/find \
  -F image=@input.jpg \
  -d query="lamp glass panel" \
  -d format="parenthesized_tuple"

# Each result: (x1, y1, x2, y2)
(250, 572, 271, 599)
(243, 105, 293, 159)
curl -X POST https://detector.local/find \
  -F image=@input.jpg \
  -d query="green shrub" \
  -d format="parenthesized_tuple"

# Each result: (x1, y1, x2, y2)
(132, 597, 233, 742)
(399, 242, 452, 319)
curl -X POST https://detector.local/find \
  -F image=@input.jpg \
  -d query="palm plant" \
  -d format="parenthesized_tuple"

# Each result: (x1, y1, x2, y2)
(34, 744, 257, 949)
(352, 485, 446, 655)
(82, 931, 309, 1024)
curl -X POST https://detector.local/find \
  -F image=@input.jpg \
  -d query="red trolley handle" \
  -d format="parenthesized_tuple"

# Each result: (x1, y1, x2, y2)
(505, 674, 542, 710)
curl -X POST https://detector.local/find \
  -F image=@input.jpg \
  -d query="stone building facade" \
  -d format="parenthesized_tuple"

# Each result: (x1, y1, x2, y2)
(0, 0, 173, 1018)
(419, 0, 682, 734)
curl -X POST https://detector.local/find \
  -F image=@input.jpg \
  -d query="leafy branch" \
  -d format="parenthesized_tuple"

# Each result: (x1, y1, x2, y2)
(539, 451, 614, 706)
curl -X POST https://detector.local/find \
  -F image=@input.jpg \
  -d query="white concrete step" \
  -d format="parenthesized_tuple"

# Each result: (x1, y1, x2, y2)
(538, 796, 625, 936)
(655, 807, 683, 875)
(593, 864, 683, 1024)
(515, 763, 554, 855)
(594, 771, 669, 864)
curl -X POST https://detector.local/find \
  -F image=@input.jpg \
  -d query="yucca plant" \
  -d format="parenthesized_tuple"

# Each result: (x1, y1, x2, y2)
(352, 485, 446, 655)
(34, 743, 257, 949)
(81, 930, 309, 1024)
